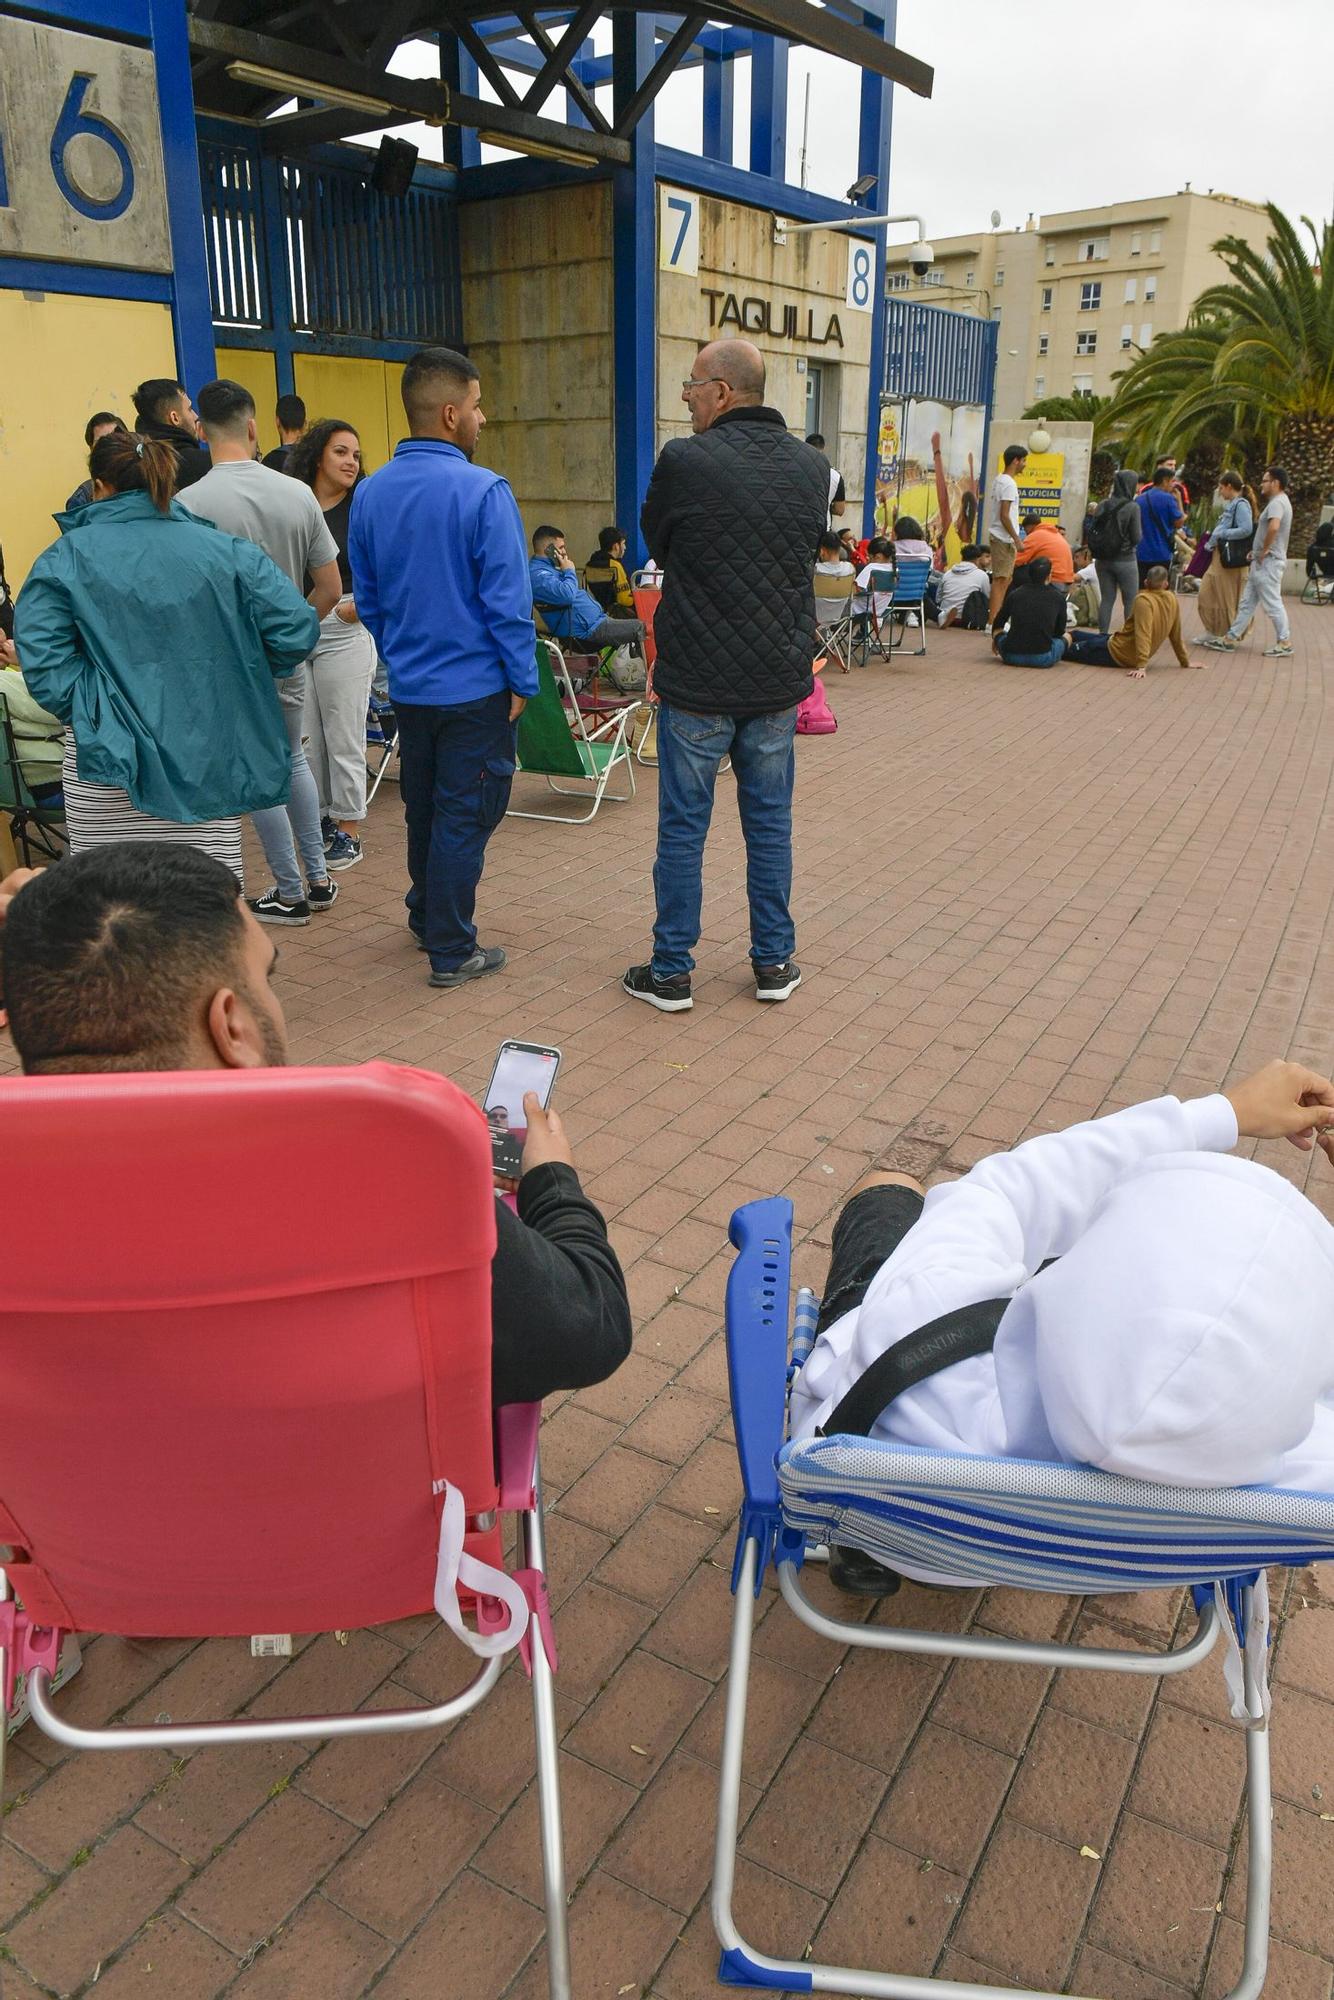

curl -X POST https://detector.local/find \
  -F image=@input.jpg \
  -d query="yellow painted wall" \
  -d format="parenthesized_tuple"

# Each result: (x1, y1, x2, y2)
(0, 290, 177, 586)
(215, 346, 279, 457)
(459, 184, 615, 561)
(293, 355, 405, 476)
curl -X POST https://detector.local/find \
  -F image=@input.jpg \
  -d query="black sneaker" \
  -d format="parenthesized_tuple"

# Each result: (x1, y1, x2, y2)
(428, 945, 507, 989)
(247, 887, 310, 926)
(325, 832, 363, 871)
(828, 1544, 902, 1599)
(754, 960, 802, 1001)
(307, 879, 339, 913)
(320, 815, 338, 852)
(623, 963, 693, 1012)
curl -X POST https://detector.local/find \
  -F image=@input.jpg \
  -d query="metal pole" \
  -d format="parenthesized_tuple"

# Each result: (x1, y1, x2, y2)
(798, 69, 810, 189)
(521, 1456, 572, 2000)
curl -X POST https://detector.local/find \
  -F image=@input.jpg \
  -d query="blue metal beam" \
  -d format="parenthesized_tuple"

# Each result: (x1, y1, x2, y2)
(4, 0, 150, 39)
(0, 257, 171, 301)
(652, 146, 878, 232)
(748, 34, 787, 179)
(147, 0, 216, 394)
(702, 48, 734, 163)
(611, 12, 657, 564)
(858, 0, 895, 536)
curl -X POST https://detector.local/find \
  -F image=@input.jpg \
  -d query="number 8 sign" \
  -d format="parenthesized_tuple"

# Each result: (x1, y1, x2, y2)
(845, 240, 874, 314)
(0, 17, 170, 272)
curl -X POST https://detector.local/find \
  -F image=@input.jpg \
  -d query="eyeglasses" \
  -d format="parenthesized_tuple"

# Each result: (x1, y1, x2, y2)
(681, 376, 727, 392)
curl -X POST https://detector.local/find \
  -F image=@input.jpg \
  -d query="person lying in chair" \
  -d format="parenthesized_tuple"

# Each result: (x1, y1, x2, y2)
(0, 845, 633, 1408)
(788, 1061, 1334, 1595)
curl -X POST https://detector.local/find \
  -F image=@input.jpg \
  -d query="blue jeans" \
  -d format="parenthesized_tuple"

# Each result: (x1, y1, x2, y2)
(652, 702, 797, 978)
(396, 691, 515, 972)
(999, 637, 1066, 668)
(251, 672, 329, 900)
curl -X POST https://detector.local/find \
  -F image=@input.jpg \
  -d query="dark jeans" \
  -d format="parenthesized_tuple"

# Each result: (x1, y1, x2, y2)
(396, 691, 515, 972)
(999, 637, 1065, 668)
(587, 617, 644, 650)
(1066, 628, 1117, 665)
(817, 1184, 925, 1335)
(652, 701, 798, 978)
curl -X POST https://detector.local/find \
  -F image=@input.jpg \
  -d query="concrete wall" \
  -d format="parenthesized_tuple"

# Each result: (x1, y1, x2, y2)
(1, 290, 177, 586)
(459, 182, 615, 563)
(657, 195, 873, 512)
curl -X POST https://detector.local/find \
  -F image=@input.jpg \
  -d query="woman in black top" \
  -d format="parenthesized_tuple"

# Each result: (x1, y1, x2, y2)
(991, 555, 1068, 667)
(286, 419, 378, 869)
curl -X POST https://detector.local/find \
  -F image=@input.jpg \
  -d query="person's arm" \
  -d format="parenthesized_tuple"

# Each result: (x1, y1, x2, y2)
(999, 499, 1020, 544)
(1168, 597, 1191, 670)
(346, 487, 382, 651)
(1051, 589, 1068, 641)
(1256, 505, 1279, 563)
(308, 559, 341, 620)
(240, 543, 321, 676)
(640, 443, 681, 561)
(488, 1099, 631, 1404)
(303, 501, 342, 618)
(476, 481, 539, 710)
(10, 562, 83, 722)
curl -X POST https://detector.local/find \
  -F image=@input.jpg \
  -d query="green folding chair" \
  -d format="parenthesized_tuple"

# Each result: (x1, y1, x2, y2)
(507, 642, 636, 824)
(0, 689, 67, 866)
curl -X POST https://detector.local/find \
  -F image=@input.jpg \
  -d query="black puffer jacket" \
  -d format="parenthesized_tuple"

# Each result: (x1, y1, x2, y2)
(640, 407, 829, 716)
(133, 418, 212, 492)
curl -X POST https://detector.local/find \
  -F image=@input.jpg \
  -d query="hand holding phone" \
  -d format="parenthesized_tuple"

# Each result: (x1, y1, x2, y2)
(484, 1039, 562, 1184)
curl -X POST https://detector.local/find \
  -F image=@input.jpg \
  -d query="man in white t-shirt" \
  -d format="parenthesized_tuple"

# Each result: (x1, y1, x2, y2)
(806, 433, 846, 529)
(988, 444, 1027, 620)
(1202, 463, 1295, 659)
(936, 543, 991, 626)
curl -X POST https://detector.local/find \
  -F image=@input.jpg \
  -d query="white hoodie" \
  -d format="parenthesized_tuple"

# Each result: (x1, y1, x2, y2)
(789, 1095, 1334, 1494)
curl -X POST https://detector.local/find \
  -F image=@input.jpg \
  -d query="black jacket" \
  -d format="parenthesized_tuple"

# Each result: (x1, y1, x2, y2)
(993, 577, 1068, 655)
(134, 418, 212, 491)
(491, 1162, 632, 1404)
(640, 407, 829, 716)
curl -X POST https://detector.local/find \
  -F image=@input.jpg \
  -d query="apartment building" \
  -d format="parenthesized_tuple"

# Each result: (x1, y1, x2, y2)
(892, 191, 1273, 414)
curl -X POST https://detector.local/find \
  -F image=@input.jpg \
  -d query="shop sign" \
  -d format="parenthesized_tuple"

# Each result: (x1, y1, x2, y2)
(700, 288, 844, 348)
(0, 17, 171, 272)
(998, 449, 1065, 522)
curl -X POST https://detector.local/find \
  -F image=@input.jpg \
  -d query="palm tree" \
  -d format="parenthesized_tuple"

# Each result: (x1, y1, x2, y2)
(1107, 206, 1334, 544)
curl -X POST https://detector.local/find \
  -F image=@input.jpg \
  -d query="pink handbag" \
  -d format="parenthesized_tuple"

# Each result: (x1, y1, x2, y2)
(796, 678, 837, 734)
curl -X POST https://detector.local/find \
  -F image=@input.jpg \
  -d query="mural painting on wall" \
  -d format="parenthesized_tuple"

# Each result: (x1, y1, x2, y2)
(876, 400, 985, 566)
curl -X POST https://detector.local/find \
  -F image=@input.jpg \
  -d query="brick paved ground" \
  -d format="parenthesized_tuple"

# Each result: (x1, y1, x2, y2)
(4, 603, 1334, 2000)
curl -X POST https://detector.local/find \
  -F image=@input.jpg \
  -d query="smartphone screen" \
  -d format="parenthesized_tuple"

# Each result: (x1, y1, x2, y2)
(483, 1041, 561, 1181)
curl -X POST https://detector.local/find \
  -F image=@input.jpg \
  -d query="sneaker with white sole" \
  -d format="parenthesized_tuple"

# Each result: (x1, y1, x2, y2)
(247, 887, 311, 925)
(754, 960, 802, 1001)
(428, 945, 507, 989)
(1263, 642, 1294, 657)
(307, 879, 340, 912)
(1200, 635, 1237, 651)
(623, 963, 693, 1012)
(325, 832, 363, 870)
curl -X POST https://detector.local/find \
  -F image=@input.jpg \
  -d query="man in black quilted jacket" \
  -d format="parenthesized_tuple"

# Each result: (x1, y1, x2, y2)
(623, 339, 829, 1013)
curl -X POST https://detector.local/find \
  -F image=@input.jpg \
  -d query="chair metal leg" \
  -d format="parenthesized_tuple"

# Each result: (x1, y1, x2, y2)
(521, 1455, 572, 2000)
(1224, 1582, 1272, 2000)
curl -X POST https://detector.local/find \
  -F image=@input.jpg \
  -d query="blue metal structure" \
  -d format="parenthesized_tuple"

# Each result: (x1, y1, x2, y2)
(883, 297, 998, 408)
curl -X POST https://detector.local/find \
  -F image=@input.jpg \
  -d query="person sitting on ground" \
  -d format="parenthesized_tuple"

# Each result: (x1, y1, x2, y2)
(584, 526, 637, 614)
(0, 845, 634, 1407)
(1065, 564, 1193, 677)
(891, 516, 932, 563)
(935, 543, 991, 628)
(263, 394, 307, 472)
(815, 532, 855, 579)
(65, 413, 128, 513)
(131, 378, 211, 491)
(1012, 513, 1075, 586)
(990, 554, 1067, 667)
(788, 1058, 1334, 1594)
(528, 525, 644, 653)
(1068, 546, 1101, 629)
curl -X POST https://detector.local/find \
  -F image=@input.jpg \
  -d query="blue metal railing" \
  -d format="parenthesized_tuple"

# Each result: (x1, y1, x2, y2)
(883, 298, 997, 408)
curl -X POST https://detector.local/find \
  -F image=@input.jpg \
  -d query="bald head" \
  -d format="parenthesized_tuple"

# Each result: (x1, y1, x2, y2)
(683, 339, 766, 433)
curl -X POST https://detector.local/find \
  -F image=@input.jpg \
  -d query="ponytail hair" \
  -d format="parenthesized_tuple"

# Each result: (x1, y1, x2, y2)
(88, 432, 176, 514)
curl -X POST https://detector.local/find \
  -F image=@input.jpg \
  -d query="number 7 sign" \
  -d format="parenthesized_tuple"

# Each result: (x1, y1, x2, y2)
(658, 186, 699, 276)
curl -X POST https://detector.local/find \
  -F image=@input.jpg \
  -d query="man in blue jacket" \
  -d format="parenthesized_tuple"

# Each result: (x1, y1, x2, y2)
(349, 347, 537, 988)
(528, 527, 644, 651)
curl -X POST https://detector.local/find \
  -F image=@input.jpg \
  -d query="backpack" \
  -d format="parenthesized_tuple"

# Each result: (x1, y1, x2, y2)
(957, 586, 990, 631)
(1087, 497, 1131, 561)
(796, 678, 837, 734)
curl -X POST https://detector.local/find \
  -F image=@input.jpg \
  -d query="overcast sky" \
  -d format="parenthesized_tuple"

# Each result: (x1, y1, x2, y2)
(381, 0, 1331, 248)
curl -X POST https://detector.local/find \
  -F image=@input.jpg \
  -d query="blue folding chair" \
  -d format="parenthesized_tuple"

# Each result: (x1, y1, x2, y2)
(882, 557, 932, 657)
(713, 1196, 1334, 2000)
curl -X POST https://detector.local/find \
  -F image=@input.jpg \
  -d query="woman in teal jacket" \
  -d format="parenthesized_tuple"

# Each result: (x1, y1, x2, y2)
(14, 430, 319, 883)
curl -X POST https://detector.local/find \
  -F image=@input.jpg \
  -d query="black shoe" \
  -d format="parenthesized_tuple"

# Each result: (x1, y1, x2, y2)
(247, 888, 311, 926)
(428, 945, 507, 989)
(828, 1544, 902, 1599)
(320, 815, 338, 852)
(307, 879, 339, 913)
(623, 963, 693, 1012)
(754, 960, 802, 1001)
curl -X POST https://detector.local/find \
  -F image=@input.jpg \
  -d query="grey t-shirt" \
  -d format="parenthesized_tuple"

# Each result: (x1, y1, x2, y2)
(1255, 492, 1293, 567)
(180, 459, 338, 590)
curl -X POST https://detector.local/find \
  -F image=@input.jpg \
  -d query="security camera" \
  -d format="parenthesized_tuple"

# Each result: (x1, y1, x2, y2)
(909, 241, 935, 278)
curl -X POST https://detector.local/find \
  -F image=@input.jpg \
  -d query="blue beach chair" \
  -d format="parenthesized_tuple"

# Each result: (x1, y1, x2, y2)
(713, 1197, 1334, 2000)
(882, 556, 931, 657)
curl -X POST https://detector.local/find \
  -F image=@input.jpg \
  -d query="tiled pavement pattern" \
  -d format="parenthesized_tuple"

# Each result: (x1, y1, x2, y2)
(4, 606, 1334, 2000)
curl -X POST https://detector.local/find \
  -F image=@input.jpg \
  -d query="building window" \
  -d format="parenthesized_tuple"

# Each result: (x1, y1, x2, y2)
(1038, 333, 1049, 356)
(1139, 322, 1153, 347)
(1123, 277, 1137, 304)
(964, 267, 975, 287)
(1144, 275, 1157, 302)
(1033, 374, 1046, 398)
(1078, 235, 1109, 261)
(1121, 323, 1133, 349)
(1073, 373, 1093, 394)
(888, 272, 910, 291)
(1041, 286, 1053, 311)
(1079, 281, 1102, 311)
(1130, 231, 1142, 255)
(1044, 243, 1055, 267)
(995, 268, 1004, 288)
(924, 269, 944, 287)
(1076, 330, 1098, 356)
(1149, 227, 1162, 253)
